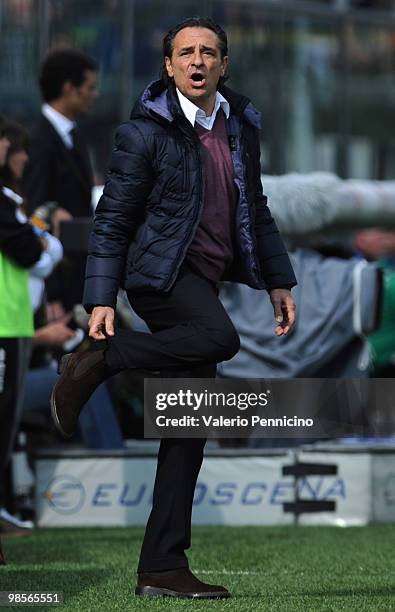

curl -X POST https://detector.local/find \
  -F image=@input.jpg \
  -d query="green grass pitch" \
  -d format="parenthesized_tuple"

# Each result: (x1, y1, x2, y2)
(1, 525, 395, 611)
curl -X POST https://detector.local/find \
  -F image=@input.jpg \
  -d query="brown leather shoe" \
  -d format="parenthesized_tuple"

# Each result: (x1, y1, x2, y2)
(135, 567, 231, 599)
(50, 350, 110, 438)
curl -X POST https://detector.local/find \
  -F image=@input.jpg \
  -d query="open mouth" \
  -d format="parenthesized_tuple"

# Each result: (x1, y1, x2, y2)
(190, 73, 206, 86)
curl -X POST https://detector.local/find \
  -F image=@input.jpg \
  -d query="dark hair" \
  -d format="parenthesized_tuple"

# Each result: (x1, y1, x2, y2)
(39, 48, 98, 102)
(0, 120, 29, 191)
(161, 17, 228, 87)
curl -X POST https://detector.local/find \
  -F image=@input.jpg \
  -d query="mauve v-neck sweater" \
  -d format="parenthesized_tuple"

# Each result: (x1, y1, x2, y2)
(186, 109, 238, 283)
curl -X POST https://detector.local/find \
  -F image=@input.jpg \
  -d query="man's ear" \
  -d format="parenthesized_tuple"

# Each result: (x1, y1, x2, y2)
(221, 56, 229, 77)
(164, 57, 174, 78)
(62, 81, 74, 97)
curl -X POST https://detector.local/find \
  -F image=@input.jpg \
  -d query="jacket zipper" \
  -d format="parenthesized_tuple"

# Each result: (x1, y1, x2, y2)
(164, 120, 205, 291)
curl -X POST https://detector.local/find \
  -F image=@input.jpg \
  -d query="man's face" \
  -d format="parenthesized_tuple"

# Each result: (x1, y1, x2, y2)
(165, 27, 228, 112)
(67, 69, 98, 115)
(354, 229, 395, 259)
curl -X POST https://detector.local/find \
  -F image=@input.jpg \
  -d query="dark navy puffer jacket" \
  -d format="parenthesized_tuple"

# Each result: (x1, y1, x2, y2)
(83, 80, 296, 311)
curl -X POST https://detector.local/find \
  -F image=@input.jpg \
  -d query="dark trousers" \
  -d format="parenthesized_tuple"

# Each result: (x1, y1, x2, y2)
(104, 263, 240, 572)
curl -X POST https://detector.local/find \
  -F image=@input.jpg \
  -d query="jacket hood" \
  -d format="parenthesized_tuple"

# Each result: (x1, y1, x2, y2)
(130, 79, 262, 129)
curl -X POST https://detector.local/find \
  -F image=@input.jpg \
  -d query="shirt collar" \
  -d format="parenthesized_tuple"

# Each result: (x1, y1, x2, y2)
(176, 88, 230, 129)
(42, 103, 76, 144)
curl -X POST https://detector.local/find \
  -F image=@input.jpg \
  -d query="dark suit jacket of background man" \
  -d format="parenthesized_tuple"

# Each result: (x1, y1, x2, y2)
(23, 114, 93, 309)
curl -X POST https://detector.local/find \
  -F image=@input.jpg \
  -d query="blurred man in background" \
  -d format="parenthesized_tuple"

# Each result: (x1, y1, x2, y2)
(23, 48, 98, 312)
(355, 228, 395, 376)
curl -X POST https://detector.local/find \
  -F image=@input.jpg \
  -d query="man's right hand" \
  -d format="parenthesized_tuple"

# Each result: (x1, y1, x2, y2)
(88, 306, 115, 340)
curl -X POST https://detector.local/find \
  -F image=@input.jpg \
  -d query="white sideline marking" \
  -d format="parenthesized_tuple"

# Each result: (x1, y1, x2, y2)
(194, 569, 261, 576)
(194, 569, 307, 577)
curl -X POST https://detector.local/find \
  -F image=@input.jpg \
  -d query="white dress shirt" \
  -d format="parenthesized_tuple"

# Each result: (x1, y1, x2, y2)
(42, 103, 76, 149)
(176, 88, 230, 131)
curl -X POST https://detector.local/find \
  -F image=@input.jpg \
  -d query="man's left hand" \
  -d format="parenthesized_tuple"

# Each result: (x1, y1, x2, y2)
(269, 289, 296, 336)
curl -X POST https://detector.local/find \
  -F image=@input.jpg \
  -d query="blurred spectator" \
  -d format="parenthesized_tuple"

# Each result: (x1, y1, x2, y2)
(0, 117, 68, 534)
(0, 114, 42, 535)
(1, 120, 64, 312)
(23, 48, 98, 312)
(355, 228, 395, 375)
(2, 120, 122, 453)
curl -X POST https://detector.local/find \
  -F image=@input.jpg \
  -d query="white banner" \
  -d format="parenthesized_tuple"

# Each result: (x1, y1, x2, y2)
(36, 455, 294, 527)
(35, 450, 374, 527)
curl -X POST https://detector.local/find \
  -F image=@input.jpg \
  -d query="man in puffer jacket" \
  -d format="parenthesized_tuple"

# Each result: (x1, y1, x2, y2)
(51, 17, 297, 598)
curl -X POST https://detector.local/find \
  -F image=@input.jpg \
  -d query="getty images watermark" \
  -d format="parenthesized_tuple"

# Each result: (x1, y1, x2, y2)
(144, 378, 393, 439)
(144, 379, 322, 439)
(154, 388, 313, 430)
